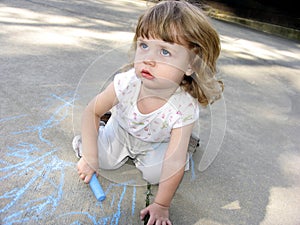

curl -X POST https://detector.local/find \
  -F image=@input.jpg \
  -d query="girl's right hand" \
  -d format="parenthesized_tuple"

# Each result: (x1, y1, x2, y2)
(140, 202, 172, 225)
(77, 157, 95, 183)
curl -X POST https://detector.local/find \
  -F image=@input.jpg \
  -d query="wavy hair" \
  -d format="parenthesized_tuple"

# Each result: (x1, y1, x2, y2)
(131, 0, 223, 106)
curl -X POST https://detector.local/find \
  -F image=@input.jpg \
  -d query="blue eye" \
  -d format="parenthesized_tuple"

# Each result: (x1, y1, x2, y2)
(140, 43, 148, 50)
(161, 49, 170, 56)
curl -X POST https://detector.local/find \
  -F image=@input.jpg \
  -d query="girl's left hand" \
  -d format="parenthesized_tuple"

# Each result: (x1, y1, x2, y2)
(140, 202, 172, 225)
(77, 157, 95, 184)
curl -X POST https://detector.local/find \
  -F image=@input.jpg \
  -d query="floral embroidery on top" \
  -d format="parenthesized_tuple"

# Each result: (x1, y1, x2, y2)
(114, 69, 200, 142)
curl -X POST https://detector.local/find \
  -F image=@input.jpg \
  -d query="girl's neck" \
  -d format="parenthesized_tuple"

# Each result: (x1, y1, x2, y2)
(139, 83, 179, 101)
(137, 83, 179, 114)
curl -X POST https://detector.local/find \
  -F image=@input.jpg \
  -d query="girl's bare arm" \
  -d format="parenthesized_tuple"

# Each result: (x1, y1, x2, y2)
(79, 82, 118, 178)
(140, 123, 194, 224)
(154, 123, 194, 207)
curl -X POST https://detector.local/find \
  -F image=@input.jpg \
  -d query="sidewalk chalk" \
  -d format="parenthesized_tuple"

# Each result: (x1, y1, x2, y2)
(89, 173, 106, 201)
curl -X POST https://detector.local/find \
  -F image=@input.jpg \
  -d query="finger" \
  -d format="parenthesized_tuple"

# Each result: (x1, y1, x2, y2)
(80, 174, 85, 180)
(148, 215, 156, 225)
(140, 208, 149, 220)
(155, 219, 162, 225)
(167, 220, 172, 225)
(84, 174, 93, 184)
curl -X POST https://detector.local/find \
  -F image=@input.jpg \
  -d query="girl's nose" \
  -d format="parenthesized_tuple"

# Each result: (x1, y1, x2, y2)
(143, 59, 156, 66)
(141, 49, 157, 66)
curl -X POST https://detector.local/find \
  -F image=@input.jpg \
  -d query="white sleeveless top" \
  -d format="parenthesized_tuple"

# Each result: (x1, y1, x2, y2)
(114, 68, 200, 142)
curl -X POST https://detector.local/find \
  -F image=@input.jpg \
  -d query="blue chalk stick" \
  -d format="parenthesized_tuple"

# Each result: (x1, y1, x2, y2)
(89, 173, 106, 201)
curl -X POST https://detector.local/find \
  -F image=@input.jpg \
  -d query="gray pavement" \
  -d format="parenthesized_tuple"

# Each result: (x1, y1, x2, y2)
(1, 0, 300, 225)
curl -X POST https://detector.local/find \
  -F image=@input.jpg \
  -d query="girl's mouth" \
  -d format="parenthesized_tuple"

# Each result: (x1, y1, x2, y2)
(141, 69, 154, 80)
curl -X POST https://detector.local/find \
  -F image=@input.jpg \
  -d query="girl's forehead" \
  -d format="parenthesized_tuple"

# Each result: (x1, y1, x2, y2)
(138, 26, 186, 45)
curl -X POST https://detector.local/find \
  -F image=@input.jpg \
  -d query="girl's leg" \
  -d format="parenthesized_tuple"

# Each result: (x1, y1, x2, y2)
(97, 117, 132, 170)
(72, 112, 112, 159)
(134, 142, 168, 184)
(134, 142, 190, 184)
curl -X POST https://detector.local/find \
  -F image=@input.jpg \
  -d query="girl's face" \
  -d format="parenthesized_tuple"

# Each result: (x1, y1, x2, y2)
(134, 37, 194, 90)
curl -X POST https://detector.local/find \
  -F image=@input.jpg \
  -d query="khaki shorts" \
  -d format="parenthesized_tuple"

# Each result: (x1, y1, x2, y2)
(97, 117, 189, 184)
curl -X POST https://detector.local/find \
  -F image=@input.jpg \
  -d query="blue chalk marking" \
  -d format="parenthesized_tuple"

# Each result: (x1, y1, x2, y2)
(58, 182, 137, 224)
(2, 93, 141, 224)
(0, 114, 27, 123)
(89, 174, 106, 201)
(51, 93, 74, 106)
(110, 195, 115, 207)
(111, 184, 127, 225)
(10, 93, 74, 146)
(131, 186, 136, 216)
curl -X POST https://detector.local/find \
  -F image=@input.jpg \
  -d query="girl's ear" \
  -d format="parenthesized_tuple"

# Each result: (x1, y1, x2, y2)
(185, 53, 198, 76)
(185, 64, 194, 76)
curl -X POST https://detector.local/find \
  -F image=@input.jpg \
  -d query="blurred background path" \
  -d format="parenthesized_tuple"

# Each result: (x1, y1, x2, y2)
(1, 0, 299, 224)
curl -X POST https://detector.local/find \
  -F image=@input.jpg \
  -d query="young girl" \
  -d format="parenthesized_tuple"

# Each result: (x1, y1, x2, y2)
(73, 1, 223, 224)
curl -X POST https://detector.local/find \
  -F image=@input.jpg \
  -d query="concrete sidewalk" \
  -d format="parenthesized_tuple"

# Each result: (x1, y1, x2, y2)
(1, 0, 300, 225)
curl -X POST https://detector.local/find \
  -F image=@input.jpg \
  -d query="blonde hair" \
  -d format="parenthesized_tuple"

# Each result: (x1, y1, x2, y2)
(132, 0, 223, 106)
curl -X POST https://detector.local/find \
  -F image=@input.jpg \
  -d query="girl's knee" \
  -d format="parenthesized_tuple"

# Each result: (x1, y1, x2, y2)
(138, 165, 162, 184)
